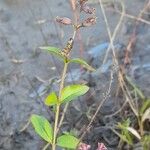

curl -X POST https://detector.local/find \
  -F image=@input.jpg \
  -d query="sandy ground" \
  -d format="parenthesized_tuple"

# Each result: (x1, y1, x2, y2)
(0, 0, 150, 149)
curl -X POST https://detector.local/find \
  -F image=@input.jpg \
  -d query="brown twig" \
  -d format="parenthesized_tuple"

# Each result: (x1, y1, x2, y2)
(124, 0, 150, 65)
(115, 10, 150, 25)
(69, 0, 84, 62)
(105, 100, 128, 118)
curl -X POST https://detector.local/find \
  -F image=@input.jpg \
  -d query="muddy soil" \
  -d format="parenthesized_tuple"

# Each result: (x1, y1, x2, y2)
(0, 0, 150, 150)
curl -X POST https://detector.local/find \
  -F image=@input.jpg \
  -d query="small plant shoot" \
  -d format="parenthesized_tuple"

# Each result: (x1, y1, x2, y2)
(30, 1, 97, 150)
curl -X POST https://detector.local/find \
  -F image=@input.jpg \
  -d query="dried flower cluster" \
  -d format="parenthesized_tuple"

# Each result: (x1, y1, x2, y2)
(55, 0, 96, 28)
(55, 0, 97, 59)
(78, 0, 97, 27)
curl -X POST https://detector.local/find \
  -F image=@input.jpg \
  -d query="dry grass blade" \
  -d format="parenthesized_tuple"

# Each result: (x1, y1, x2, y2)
(126, 127, 141, 140)
(118, 71, 139, 117)
(142, 107, 150, 123)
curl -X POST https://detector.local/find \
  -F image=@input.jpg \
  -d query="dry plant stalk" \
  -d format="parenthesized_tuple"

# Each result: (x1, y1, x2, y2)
(78, 0, 125, 143)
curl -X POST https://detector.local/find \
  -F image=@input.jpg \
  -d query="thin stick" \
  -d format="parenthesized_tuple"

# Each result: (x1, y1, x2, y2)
(42, 143, 50, 150)
(99, 0, 125, 65)
(19, 119, 30, 132)
(115, 10, 150, 25)
(118, 71, 138, 117)
(105, 100, 128, 118)
(56, 102, 69, 134)
(124, 0, 150, 64)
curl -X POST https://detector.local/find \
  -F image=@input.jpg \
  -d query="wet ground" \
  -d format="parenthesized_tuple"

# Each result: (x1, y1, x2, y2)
(0, 0, 150, 149)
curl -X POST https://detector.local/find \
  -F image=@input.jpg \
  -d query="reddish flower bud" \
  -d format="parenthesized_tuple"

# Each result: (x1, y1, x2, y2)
(55, 16, 72, 25)
(97, 143, 107, 150)
(78, 143, 91, 150)
(81, 4, 95, 14)
(82, 16, 97, 27)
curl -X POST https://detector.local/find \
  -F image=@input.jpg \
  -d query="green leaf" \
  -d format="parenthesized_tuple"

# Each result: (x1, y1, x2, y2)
(31, 114, 53, 143)
(112, 128, 133, 145)
(69, 58, 96, 71)
(61, 84, 89, 103)
(39, 46, 65, 61)
(44, 92, 58, 106)
(141, 135, 150, 150)
(57, 134, 79, 149)
(140, 99, 150, 115)
(117, 119, 133, 145)
(116, 131, 133, 145)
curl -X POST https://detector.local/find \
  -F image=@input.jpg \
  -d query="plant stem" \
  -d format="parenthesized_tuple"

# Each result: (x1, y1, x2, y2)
(52, 62, 68, 150)
(138, 117, 144, 136)
(56, 29, 77, 134)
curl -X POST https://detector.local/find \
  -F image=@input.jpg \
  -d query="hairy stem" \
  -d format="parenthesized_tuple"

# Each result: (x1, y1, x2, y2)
(52, 62, 68, 150)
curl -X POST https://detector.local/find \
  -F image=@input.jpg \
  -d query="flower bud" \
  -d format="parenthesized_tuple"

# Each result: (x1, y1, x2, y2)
(55, 16, 72, 25)
(82, 16, 97, 27)
(81, 4, 96, 14)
